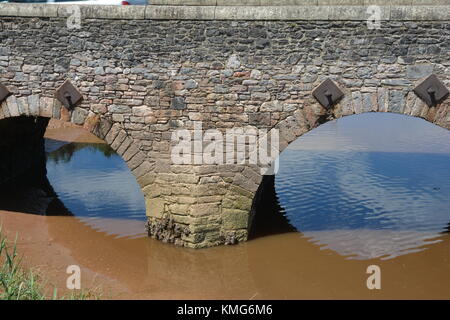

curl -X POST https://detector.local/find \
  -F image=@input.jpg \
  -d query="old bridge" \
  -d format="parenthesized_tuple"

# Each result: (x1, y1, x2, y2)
(0, 1, 449, 248)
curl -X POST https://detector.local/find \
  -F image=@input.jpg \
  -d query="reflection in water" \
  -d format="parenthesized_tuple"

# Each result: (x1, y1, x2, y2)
(276, 113, 450, 260)
(0, 139, 146, 238)
(46, 140, 116, 163)
(45, 140, 146, 238)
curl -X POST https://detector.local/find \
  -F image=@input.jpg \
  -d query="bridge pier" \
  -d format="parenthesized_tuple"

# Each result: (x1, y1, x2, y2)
(143, 164, 261, 248)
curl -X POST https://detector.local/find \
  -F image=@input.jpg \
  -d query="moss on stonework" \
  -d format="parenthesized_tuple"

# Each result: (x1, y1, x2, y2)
(222, 208, 249, 230)
(222, 194, 252, 211)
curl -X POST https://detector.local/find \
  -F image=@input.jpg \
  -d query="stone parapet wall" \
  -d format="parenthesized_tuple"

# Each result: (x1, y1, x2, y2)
(0, 3, 449, 20)
(150, 0, 450, 6)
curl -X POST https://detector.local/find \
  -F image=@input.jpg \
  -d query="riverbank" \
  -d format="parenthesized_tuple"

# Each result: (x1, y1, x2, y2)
(0, 210, 126, 299)
(0, 222, 100, 300)
(44, 119, 104, 144)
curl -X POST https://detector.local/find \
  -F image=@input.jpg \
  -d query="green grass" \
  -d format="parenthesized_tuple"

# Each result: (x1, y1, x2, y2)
(0, 226, 100, 300)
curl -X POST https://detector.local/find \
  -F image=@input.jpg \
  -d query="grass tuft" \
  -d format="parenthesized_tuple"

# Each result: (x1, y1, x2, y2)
(0, 226, 100, 300)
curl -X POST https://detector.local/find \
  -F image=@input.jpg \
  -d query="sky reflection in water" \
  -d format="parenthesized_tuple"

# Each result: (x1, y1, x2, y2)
(276, 113, 450, 260)
(45, 141, 146, 238)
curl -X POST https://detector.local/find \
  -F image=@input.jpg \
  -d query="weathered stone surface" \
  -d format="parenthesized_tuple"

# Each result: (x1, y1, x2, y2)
(16, 97, 29, 116)
(131, 161, 155, 179)
(226, 54, 241, 70)
(127, 151, 146, 170)
(222, 194, 252, 211)
(108, 105, 131, 113)
(146, 198, 165, 219)
(388, 90, 406, 114)
(71, 107, 89, 125)
(222, 209, 249, 230)
(39, 97, 53, 118)
(122, 143, 140, 162)
(406, 64, 434, 79)
(116, 137, 132, 156)
(184, 79, 198, 89)
(104, 123, 121, 145)
(28, 95, 40, 116)
(6, 96, 19, 117)
(261, 100, 284, 112)
(171, 97, 186, 110)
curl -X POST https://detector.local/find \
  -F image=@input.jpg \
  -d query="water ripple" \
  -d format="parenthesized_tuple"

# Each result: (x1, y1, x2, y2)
(275, 113, 450, 260)
(46, 141, 147, 237)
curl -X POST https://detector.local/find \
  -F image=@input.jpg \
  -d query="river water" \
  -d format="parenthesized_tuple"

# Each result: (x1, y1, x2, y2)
(277, 113, 450, 261)
(0, 113, 449, 299)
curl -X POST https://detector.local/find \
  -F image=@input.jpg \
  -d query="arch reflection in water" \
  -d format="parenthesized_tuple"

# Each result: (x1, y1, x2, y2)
(0, 134, 146, 239)
(275, 113, 450, 260)
(45, 140, 147, 238)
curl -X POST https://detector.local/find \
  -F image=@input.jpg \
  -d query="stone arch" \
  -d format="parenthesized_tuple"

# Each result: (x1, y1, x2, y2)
(0, 93, 111, 143)
(0, 93, 153, 214)
(218, 85, 449, 246)
(274, 87, 450, 156)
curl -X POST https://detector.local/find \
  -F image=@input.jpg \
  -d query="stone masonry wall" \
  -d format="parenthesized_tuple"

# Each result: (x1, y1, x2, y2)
(0, 5, 449, 247)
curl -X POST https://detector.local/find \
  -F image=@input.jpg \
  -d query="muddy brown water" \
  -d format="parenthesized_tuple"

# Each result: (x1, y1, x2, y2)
(1, 210, 449, 299)
(0, 118, 449, 299)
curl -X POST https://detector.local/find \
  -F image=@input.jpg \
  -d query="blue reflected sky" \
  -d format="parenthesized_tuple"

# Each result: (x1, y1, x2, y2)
(46, 142, 146, 223)
(287, 113, 450, 153)
(276, 113, 450, 259)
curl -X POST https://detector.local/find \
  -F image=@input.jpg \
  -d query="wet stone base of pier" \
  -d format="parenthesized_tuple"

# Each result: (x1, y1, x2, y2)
(146, 215, 248, 249)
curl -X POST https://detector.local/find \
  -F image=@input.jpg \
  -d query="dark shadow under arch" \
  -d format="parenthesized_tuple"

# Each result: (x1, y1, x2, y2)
(248, 174, 296, 240)
(0, 115, 112, 217)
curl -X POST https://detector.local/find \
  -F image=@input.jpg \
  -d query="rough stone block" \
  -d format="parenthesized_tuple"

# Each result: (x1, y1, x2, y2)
(6, 95, 19, 117)
(146, 198, 165, 218)
(58, 4, 146, 20)
(116, 137, 132, 156)
(190, 203, 220, 217)
(28, 95, 40, 116)
(71, 107, 89, 125)
(406, 64, 434, 79)
(126, 150, 145, 169)
(16, 97, 29, 116)
(123, 143, 140, 162)
(39, 96, 54, 118)
(104, 123, 121, 145)
(222, 208, 249, 230)
(169, 203, 190, 215)
(0, 3, 58, 17)
(222, 194, 253, 211)
(388, 90, 406, 113)
(145, 5, 215, 20)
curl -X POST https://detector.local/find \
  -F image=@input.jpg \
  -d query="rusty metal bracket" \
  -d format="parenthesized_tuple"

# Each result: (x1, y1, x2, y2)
(312, 78, 344, 109)
(55, 79, 83, 110)
(413, 74, 448, 107)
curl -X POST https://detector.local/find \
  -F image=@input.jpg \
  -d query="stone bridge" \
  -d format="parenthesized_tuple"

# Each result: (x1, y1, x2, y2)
(0, 1, 449, 248)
